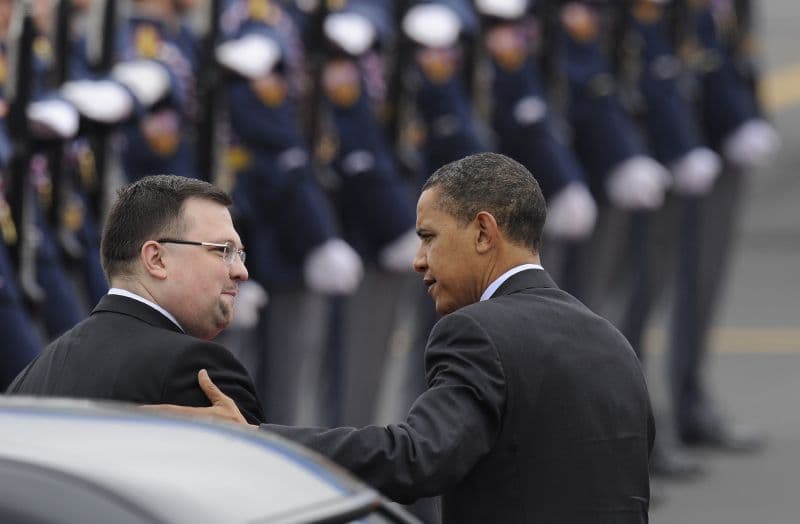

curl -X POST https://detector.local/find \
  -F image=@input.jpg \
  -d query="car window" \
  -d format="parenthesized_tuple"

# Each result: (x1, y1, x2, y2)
(0, 458, 162, 524)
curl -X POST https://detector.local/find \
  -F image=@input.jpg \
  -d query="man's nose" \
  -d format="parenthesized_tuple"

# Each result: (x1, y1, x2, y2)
(230, 257, 249, 281)
(412, 248, 426, 273)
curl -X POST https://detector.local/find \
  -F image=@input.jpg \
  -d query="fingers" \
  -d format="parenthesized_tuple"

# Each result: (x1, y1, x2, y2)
(197, 369, 248, 425)
(198, 369, 226, 405)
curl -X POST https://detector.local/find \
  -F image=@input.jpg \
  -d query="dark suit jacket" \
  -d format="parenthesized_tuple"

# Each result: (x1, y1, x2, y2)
(7, 294, 264, 424)
(264, 269, 654, 523)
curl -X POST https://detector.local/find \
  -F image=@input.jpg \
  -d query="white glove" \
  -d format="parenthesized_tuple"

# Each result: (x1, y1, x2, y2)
(722, 118, 780, 170)
(605, 155, 671, 210)
(671, 147, 722, 196)
(229, 280, 268, 329)
(324, 12, 376, 56)
(27, 98, 79, 139)
(378, 228, 419, 273)
(61, 79, 134, 124)
(303, 238, 364, 295)
(216, 33, 281, 79)
(544, 182, 597, 240)
(402, 3, 461, 48)
(111, 59, 171, 108)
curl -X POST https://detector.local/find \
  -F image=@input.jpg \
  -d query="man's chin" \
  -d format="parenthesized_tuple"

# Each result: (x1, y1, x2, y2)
(434, 301, 455, 316)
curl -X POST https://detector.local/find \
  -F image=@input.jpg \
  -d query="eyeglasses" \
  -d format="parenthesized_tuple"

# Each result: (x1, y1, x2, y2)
(157, 238, 246, 265)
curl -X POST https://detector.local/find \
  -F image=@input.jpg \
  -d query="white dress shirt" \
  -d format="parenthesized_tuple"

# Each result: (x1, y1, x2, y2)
(480, 263, 544, 302)
(107, 288, 184, 332)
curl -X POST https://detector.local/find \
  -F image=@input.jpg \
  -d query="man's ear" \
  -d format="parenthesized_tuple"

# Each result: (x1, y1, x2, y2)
(475, 211, 499, 254)
(141, 240, 168, 280)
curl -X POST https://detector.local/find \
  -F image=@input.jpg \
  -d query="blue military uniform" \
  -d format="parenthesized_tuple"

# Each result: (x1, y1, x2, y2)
(215, 0, 363, 427)
(481, 4, 587, 199)
(322, 55, 416, 258)
(0, 49, 42, 387)
(627, 1, 706, 167)
(405, 0, 486, 177)
(70, 8, 198, 180)
(560, 1, 648, 197)
(31, 27, 108, 310)
(0, 174, 43, 389)
(219, 0, 341, 287)
(666, 0, 769, 449)
(0, 35, 86, 344)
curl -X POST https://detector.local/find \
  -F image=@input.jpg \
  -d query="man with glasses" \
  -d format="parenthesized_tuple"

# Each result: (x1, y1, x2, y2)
(7, 175, 264, 425)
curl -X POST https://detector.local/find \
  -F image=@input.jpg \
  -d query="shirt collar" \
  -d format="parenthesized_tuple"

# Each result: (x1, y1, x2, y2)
(108, 288, 184, 332)
(480, 263, 544, 302)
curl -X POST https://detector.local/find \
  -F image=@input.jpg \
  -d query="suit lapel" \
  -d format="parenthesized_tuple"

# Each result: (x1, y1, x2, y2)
(92, 294, 183, 333)
(491, 269, 557, 299)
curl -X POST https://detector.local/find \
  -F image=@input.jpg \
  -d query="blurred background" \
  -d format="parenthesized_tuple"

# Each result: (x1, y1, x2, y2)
(648, 0, 800, 521)
(0, 0, 797, 522)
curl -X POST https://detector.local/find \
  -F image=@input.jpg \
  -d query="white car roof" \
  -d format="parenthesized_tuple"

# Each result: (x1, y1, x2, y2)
(0, 397, 381, 524)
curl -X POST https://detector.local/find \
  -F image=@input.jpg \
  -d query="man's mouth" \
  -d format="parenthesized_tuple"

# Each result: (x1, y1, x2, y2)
(423, 278, 436, 294)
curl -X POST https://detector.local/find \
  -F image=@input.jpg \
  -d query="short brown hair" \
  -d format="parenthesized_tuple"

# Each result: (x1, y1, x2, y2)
(100, 175, 231, 281)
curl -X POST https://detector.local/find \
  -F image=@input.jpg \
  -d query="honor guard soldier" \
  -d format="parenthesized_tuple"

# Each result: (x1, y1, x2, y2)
(400, 0, 486, 177)
(214, 0, 364, 424)
(2, 0, 86, 345)
(475, 0, 597, 243)
(552, 0, 671, 308)
(610, 0, 722, 479)
(0, 149, 42, 390)
(313, 0, 424, 427)
(661, 0, 776, 451)
(63, 0, 195, 181)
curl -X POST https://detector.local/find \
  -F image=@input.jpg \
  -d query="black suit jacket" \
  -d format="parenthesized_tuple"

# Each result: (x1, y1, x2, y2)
(7, 294, 264, 424)
(264, 270, 654, 523)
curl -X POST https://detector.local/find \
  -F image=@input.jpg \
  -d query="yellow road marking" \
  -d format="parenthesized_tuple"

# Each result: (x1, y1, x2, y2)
(644, 327, 800, 355)
(760, 64, 800, 111)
